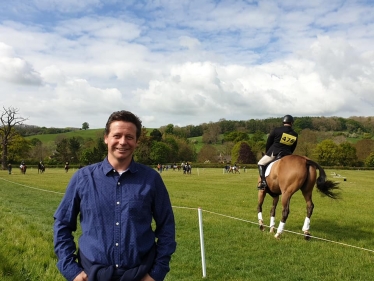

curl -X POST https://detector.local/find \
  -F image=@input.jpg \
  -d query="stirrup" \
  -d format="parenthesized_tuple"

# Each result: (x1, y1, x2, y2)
(257, 181, 267, 190)
(257, 183, 264, 190)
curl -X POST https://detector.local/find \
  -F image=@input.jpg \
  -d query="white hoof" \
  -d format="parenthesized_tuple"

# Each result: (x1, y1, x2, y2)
(259, 220, 264, 231)
(304, 231, 311, 240)
(274, 233, 281, 239)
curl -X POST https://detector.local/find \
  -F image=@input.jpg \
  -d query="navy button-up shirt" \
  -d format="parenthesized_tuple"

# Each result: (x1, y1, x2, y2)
(53, 158, 176, 281)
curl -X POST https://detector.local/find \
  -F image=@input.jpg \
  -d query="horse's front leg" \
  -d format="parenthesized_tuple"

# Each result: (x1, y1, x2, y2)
(274, 194, 291, 239)
(269, 196, 279, 233)
(257, 190, 266, 231)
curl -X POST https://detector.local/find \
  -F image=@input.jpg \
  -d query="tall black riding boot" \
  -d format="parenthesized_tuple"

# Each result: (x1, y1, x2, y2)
(257, 165, 267, 190)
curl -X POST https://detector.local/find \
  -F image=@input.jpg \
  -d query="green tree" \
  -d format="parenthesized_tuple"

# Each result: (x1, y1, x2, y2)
(82, 122, 89, 130)
(293, 116, 313, 131)
(0, 106, 28, 169)
(294, 129, 318, 157)
(355, 139, 374, 163)
(365, 152, 374, 167)
(165, 124, 174, 135)
(55, 138, 70, 163)
(150, 129, 163, 142)
(251, 131, 265, 142)
(224, 131, 249, 142)
(7, 134, 31, 164)
(337, 142, 357, 166)
(197, 144, 217, 163)
(69, 137, 81, 163)
(150, 142, 171, 164)
(163, 136, 179, 162)
(247, 138, 266, 161)
(314, 139, 339, 166)
(30, 138, 42, 146)
(202, 123, 220, 144)
(29, 138, 51, 162)
(231, 141, 256, 164)
(135, 128, 153, 164)
(176, 138, 196, 163)
(238, 142, 256, 164)
(80, 137, 107, 164)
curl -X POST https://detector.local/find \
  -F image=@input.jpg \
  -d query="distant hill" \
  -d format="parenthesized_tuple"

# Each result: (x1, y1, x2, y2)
(24, 128, 105, 143)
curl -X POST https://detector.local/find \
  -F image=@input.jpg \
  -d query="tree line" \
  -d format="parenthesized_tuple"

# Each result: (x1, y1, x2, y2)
(2, 106, 374, 169)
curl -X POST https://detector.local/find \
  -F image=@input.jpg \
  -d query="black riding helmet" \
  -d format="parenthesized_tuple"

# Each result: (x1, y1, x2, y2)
(283, 115, 294, 124)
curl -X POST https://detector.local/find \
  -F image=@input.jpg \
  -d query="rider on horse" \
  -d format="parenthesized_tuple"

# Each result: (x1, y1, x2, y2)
(257, 115, 298, 190)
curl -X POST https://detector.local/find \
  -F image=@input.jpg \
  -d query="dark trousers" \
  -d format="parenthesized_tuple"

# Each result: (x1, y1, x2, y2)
(79, 244, 156, 281)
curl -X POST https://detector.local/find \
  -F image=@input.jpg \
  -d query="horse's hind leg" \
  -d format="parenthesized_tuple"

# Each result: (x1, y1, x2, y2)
(269, 196, 279, 233)
(274, 194, 291, 239)
(302, 191, 314, 240)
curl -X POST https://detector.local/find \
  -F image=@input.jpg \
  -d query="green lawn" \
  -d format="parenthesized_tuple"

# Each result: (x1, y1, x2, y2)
(1, 168, 373, 280)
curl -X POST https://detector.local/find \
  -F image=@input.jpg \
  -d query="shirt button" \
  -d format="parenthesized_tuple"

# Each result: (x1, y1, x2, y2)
(117, 182, 120, 185)
(117, 201, 120, 205)
(116, 243, 119, 246)
(116, 222, 119, 225)
(116, 264, 119, 268)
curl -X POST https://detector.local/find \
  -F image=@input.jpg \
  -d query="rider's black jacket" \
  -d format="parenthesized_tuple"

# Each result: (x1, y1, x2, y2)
(265, 125, 298, 157)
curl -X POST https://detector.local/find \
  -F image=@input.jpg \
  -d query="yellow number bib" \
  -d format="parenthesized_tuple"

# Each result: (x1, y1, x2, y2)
(280, 133, 297, 146)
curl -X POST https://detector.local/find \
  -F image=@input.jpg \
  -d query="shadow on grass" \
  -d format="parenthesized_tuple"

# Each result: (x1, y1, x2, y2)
(309, 218, 374, 246)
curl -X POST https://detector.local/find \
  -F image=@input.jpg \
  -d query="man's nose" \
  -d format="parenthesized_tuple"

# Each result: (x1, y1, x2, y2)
(119, 136, 127, 144)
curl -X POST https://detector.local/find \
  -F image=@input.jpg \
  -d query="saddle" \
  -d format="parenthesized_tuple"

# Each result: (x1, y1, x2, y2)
(264, 153, 285, 175)
(262, 154, 288, 197)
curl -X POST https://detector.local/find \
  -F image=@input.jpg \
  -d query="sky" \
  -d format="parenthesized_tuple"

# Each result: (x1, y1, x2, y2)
(1, 0, 374, 129)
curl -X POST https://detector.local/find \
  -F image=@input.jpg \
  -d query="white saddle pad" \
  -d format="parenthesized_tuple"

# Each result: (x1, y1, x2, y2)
(265, 159, 280, 177)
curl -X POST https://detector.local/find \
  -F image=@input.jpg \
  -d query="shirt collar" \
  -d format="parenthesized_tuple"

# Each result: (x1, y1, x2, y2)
(102, 157, 139, 175)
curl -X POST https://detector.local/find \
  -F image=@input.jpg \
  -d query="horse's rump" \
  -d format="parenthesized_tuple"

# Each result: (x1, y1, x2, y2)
(266, 155, 309, 194)
(266, 155, 338, 198)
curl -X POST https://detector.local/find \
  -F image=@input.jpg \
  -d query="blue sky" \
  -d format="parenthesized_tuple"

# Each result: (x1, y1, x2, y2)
(1, 0, 374, 129)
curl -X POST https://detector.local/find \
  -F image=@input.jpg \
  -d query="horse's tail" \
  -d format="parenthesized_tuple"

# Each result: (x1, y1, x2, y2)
(306, 159, 340, 199)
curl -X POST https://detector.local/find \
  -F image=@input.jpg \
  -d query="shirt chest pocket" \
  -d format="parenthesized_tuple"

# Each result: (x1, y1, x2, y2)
(127, 200, 151, 221)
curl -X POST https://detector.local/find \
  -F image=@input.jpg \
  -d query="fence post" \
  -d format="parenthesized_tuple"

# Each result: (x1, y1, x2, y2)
(198, 207, 207, 278)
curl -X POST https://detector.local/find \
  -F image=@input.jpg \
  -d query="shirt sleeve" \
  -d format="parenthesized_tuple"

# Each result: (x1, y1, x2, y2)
(53, 172, 84, 281)
(148, 174, 177, 281)
(291, 133, 298, 153)
(266, 129, 275, 152)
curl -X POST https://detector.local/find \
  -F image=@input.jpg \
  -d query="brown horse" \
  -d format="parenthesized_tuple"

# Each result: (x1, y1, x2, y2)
(257, 155, 340, 240)
(20, 164, 27, 174)
(228, 166, 240, 174)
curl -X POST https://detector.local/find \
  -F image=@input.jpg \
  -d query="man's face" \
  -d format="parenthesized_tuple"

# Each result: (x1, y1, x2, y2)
(104, 121, 138, 164)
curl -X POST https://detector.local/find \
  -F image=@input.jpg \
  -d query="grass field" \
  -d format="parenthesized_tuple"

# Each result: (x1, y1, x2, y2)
(1, 167, 374, 281)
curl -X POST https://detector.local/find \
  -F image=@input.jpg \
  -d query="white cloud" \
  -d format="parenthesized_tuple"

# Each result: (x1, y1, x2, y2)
(179, 36, 201, 50)
(0, 42, 42, 85)
(32, 0, 102, 13)
(0, 0, 374, 129)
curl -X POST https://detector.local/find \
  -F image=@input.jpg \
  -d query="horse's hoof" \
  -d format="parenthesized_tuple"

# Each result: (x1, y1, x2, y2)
(304, 231, 311, 240)
(269, 226, 275, 233)
(274, 233, 281, 239)
(259, 220, 264, 231)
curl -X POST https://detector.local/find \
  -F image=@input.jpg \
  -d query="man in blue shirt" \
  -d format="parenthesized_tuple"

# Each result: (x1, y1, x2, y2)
(54, 110, 176, 281)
